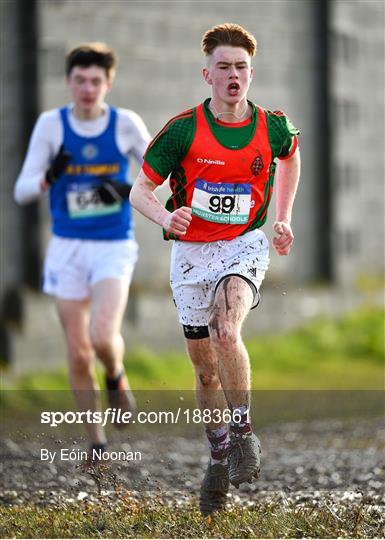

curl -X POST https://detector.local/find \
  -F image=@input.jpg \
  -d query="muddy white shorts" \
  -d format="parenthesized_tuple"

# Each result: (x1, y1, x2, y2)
(170, 230, 270, 326)
(43, 235, 138, 300)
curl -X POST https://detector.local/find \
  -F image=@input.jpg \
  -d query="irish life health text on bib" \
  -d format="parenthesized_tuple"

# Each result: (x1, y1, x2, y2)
(191, 179, 251, 224)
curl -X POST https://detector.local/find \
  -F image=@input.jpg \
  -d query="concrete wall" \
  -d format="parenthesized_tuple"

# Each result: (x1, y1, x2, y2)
(329, 0, 385, 285)
(0, 0, 39, 362)
(0, 1, 25, 293)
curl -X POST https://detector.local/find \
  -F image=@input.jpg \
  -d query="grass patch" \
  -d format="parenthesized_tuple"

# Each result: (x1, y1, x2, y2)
(3, 307, 383, 391)
(1, 307, 383, 431)
(248, 306, 384, 389)
(0, 498, 383, 538)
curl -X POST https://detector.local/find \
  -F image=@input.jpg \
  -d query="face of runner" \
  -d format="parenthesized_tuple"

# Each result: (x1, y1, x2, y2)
(67, 65, 112, 120)
(203, 46, 253, 112)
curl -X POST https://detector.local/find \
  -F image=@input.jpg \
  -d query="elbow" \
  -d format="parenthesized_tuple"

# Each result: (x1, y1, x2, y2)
(14, 185, 27, 205)
(14, 182, 41, 205)
(129, 185, 136, 207)
(129, 184, 140, 209)
(130, 173, 156, 210)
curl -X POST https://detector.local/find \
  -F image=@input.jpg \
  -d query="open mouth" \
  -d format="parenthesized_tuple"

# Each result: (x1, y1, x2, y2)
(228, 82, 240, 95)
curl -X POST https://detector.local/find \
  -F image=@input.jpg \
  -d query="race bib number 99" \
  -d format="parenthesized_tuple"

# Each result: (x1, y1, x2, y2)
(66, 184, 121, 218)
(191, 179, 251, 224)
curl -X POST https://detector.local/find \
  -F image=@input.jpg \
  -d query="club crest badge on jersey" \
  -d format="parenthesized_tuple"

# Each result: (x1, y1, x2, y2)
(251, 151, 264, 176)
(81, 144, 99, 160)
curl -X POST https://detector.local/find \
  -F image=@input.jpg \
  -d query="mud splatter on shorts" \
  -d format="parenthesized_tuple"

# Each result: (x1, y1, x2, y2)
(170, 230, 270, 326)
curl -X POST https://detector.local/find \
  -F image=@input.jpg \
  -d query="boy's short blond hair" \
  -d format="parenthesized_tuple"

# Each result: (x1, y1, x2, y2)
(201, 23, 257, 56)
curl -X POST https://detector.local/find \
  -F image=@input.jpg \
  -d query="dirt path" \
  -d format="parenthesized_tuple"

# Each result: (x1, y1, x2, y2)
(1, 417, 384, 507)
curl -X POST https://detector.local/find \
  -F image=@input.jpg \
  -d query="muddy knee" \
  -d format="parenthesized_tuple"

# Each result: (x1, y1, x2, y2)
(197, 370, 220, 388)
(208, 314, 238, 350)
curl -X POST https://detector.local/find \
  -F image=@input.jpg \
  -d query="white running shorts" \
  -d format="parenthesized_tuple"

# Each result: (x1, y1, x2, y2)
(170, 230, 270, 326)
(43, 236, 138, 300)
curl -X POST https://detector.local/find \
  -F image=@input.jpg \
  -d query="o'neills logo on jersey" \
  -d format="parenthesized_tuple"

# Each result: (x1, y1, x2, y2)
(197, 158, 225, 165)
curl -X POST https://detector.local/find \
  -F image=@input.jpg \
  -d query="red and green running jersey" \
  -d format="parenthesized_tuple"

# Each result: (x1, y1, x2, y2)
(143, 99, 299, 242)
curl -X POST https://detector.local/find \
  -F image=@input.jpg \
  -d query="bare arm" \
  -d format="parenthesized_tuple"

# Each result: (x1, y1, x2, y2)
(272, 148, 301, 256)
(130, 169, 192, 235)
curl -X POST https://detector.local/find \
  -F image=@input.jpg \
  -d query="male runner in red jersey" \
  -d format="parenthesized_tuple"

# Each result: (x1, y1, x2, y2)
(130, 23, 300, 515)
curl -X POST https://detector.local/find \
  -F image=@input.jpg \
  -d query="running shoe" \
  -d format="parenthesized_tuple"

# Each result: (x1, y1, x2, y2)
(199, 462, 229, 516)
(228, 432, 261, 488)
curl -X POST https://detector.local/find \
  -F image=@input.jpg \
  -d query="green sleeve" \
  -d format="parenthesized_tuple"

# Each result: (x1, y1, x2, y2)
(144, 113, 195, 179)
(266, 110, 299, 159)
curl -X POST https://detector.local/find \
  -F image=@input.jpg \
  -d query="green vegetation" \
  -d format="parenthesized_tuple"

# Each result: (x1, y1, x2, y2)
(248, 306, 384, 389)
(3, 307, 384, 391)
(1, 307, 383, 429)
(0, 497, 383, 539)
(0, 308, 384, 538)
(130, 307, 385, 390)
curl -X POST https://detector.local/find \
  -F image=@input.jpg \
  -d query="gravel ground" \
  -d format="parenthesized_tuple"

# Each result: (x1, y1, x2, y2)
(1, 417, 384, 508)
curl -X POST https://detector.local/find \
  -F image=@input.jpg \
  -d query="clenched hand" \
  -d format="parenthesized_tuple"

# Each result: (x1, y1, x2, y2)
(272, 221, 294, 256)
(162, 207, 192, 236)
